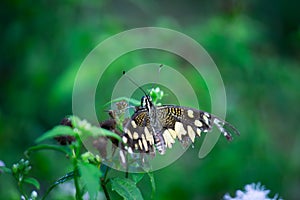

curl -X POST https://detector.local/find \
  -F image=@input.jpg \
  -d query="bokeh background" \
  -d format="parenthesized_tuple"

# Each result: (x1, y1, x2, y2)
(1, 0, 300, 199)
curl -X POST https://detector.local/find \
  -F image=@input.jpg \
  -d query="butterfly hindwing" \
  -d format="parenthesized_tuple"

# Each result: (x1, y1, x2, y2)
(122, 109, 155, 154)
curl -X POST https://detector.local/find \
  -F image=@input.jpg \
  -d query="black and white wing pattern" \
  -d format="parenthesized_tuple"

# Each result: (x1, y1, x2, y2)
(121, 96, 239, 155)
(122, 108, 156, 154)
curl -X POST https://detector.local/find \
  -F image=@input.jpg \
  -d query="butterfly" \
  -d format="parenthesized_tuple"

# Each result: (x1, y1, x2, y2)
(121, 94, 240, 155)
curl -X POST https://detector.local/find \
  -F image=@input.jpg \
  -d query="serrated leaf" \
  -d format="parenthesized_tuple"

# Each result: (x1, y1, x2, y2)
(111, 177, 143, 200)
(89, 127, 121, 141)
(130, 173, 145, 184)
(23, 177, 40, 189)
(35, 126, 76, 143)
(78, 162, 102, 200)
(70, 117, 121, 141)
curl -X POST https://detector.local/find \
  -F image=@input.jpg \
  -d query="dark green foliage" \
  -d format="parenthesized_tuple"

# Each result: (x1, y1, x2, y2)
(1, 1, 300, 199)
(78, 162, 102, 199)
(111, 177, 144, 200)
(1, 116, 153, 199)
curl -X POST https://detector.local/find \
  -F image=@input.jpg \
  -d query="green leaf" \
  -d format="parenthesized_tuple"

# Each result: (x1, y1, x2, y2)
(35, 126, 76, 143)
(53, 171, 75, 185)
(130, 173, 145, 184)
(111, 177, 144, 200)
(70, 116, 121, 141)
(78, 162, 102, 200)
(69, 115, 81, 127)
(89, 126, 121, 141)
(23, 177, 40, 189)
(42, 171, 74, 200)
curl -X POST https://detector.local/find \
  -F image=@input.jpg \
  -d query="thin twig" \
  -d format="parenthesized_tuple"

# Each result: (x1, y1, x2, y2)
(101, 166, 110, 200)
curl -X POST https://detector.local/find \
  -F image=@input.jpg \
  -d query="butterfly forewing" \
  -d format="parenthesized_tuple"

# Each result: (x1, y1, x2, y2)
(155, 106, 213, 148)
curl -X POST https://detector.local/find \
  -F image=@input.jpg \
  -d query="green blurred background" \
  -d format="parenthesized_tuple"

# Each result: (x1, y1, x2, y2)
(1, 0, 300, 199)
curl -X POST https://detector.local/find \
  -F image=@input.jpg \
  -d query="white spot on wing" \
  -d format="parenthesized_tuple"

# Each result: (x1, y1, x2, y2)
(133, 132, 139, 139)
(168, 129, 177, 139)
(142, 134, 148, 151)
(131, 120, 137, 128)
(187, 110, 194, 118)
(127, 130, 132, 139)
(138, 139, 143, 150)
(194, 120, 202, 127)
(174, 122, 187, 140)
(187, 125, 196, 143)
(203, 115, 209, 125)
(144, 127, 154, 145)
(128, 147, 133, 154)
(122, 136, 128, 144)
(196, 128, 201, 136)
(163, 130, 175, 148)
(204, 112, 210, 117)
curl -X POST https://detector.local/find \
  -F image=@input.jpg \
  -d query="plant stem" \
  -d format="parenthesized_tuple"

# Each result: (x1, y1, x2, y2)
(72, 146, 83, 200)
(101, 180, 110, 200)
(73, 166, 82, 200)
(19, 182, 28, 200)
(101, 166, 110, 200)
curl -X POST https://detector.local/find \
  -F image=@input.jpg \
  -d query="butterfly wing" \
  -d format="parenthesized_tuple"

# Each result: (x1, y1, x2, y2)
(122, 108, 156, 154)
(156, 105, 239, 148)
(121, 105, 239, 155)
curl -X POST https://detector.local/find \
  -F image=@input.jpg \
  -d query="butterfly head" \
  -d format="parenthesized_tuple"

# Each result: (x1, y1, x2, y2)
(141, 95, 153, 111)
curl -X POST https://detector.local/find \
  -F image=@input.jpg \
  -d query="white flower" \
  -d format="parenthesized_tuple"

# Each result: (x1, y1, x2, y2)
(58, 182, 76, 196)
(223, 183, 282, 200)
(30, 190, 38, 198)
(0, 160, 5, 167)
(58, 182, 105, 200)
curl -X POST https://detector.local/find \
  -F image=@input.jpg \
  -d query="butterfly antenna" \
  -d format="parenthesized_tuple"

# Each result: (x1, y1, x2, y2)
(122, 71, 148, 96)
(150, 64, 163, 93)
(156, 64, 163, 85)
